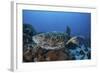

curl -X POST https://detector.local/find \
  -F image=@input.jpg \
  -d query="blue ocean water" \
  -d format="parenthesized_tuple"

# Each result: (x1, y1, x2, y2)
(23, 10, 91, 38)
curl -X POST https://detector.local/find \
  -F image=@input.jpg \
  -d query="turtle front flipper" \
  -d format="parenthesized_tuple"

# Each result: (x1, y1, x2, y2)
(66, 36, 80, 47)
(66, 36, 87, 48)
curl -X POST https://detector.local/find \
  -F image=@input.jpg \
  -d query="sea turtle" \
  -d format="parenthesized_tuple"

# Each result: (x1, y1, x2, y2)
(32, 24, 86, 50)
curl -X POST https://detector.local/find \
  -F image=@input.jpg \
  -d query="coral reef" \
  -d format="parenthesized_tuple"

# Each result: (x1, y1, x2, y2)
(23, 24, 37, 62)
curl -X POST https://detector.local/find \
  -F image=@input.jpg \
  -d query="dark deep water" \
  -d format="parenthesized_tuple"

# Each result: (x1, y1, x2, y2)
(23, 10, 91, 62)
(23, 10, 91, 38)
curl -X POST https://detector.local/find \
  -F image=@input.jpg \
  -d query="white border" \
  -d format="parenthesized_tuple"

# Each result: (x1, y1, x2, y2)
(11, 1, 97, 72)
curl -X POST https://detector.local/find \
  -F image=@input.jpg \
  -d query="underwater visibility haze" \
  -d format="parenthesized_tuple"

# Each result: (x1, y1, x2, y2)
(23, 10, 91, 62)
(23, 10, 91, 38)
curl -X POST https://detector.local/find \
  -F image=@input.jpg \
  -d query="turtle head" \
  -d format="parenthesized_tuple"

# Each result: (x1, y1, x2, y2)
(32, 34, 45, 44)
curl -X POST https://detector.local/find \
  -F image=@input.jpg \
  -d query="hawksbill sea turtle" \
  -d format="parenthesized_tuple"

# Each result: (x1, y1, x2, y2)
(32, 30, 83, 50)
(32, 25, 86, 50)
